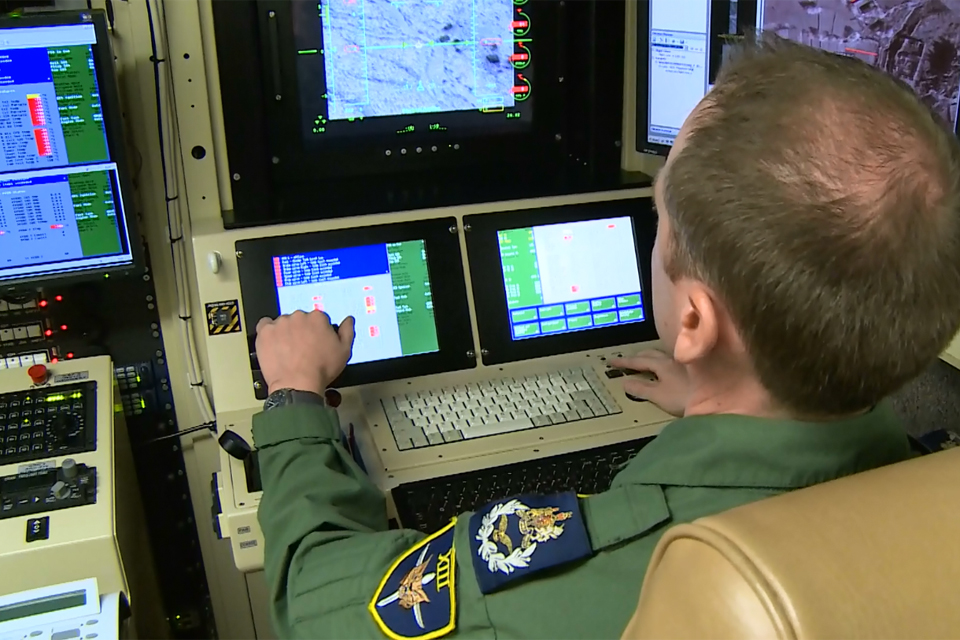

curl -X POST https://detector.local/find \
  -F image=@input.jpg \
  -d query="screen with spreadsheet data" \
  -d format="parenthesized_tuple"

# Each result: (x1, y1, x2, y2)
(0, 17, 135, 284)
(273, 240, 441, 364)
(497, 216, 645, 341)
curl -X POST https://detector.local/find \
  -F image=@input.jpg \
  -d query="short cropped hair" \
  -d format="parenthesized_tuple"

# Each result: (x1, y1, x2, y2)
(661, 33, 960, 416)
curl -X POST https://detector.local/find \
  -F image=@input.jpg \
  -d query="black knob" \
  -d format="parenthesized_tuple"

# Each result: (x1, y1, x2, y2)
(218, 430, 252, 460)
(51, 413, 82, 445)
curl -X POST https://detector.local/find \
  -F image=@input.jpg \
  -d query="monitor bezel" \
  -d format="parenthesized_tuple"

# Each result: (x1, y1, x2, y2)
(251, 0, 560, 183)
(635, 0, 731, 157)
(0, 9, 142, 294)
(235, 217, 476, 391)
(464, 198, 658, 366)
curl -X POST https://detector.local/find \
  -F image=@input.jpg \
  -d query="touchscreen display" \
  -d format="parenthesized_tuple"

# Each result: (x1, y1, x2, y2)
(273, 240, 440, 364)
(497, 216, 645, 340)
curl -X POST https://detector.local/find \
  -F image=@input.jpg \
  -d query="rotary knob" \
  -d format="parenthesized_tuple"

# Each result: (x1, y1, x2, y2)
(51, 413, 82, 446)
(51, 480, 71, 500)
(61, 458, 78, 480)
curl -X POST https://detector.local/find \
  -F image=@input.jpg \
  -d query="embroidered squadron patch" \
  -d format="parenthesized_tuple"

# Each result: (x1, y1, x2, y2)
(370, 520, 457, 640)
(470, 492, 591, 594)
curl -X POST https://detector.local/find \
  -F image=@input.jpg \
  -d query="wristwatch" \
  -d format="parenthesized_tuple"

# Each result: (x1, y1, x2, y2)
(262, 388, 326, 412)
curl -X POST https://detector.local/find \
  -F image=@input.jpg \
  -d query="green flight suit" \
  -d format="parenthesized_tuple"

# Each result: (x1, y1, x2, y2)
(253, 403, 910, 640)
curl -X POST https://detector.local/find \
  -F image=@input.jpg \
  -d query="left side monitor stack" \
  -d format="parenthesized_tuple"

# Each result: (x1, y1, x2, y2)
(0, 11, 138, 291)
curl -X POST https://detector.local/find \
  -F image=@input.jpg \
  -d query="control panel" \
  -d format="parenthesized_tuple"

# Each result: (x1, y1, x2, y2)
(1, 458, 96, 520)
(0, 376, 96, 466)
(0, 356, 129, 600)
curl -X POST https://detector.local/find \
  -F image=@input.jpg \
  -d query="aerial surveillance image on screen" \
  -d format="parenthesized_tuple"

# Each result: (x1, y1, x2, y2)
(759, 0, 960, 129)
(321, 0, 517, 120)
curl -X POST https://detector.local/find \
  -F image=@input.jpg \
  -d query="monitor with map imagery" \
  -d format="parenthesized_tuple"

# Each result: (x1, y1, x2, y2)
(464, 198, 659, 366)
(753, 0, 960, 132)
(288, 0, 533, 146)
(235, 217, 476, 393)
(639, 0, 960, 155)
(0, 11, 138, 289)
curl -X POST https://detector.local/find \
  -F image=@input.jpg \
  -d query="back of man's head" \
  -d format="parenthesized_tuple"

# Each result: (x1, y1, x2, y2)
(661, 34, 960, 417)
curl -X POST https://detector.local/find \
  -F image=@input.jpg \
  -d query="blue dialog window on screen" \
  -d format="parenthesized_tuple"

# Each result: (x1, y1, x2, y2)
(273, 240, 440, 364)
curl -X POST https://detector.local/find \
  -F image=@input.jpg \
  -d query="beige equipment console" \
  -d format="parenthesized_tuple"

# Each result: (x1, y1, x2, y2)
(198, 190, 676, 572)
(0, 356, 165, 637)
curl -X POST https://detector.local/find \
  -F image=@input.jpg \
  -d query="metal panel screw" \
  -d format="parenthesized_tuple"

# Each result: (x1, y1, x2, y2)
(236, 251, 243, 259)
(448, 225, 457, 234)
(466, 350, 475, 359)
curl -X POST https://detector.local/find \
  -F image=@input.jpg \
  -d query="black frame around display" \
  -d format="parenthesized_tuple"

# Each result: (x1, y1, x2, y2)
(211, 0, 632, 228)
(635, 0, 731, 157)
(0, 9, 142, 293)
(464, 198, 659, 366)
(236, 217, 476, 391)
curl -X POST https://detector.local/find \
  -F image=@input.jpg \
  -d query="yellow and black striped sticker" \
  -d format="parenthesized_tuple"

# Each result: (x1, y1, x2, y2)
(205, 300, 242, 335)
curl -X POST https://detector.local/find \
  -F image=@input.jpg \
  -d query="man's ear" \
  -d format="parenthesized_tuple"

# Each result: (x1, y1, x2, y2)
(673, 283, 719, 365)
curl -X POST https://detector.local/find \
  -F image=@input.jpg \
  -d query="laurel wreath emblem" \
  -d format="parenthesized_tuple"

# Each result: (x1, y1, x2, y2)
(475, 499, 538, 575)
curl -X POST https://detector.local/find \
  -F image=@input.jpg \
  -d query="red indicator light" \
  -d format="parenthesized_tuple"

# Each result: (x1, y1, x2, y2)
(44, 329, 53, 337)
(51, 357, 58, 363)
(49, 224, 64, 230)
(512, 20, 528, 28)
(55, 295, 62, 301)
(39, 300, 48, 307)
(60, 324, 68, 331)
(512, 85, 529, 94)
(608, 224, 615, 228)
(66, 352, 74, 359)
(509, 53, 529, 61)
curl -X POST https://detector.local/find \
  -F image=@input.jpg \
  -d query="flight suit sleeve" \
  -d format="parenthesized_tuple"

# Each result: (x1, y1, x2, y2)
(253, 404, 426, 639)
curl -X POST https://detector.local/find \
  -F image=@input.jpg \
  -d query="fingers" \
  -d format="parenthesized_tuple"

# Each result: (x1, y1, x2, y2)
(256, 316, 274, 333)
(338, 316, 356, 354)
(622, 376, 657, 399)
(610, 349, 669, 373)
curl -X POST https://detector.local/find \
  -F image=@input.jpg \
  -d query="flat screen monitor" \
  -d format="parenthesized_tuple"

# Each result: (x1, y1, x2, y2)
(637, 0, 731, 154)
(499, 216, 646, 340)
(290, 0, 533, 146)
(236, 218, 475, 395)
(638, 0, 960, 155)
(272, 240, 440, 365)
(0, 11, 138, 289)
(755, 0, 960, 132)
(465, 199, 659, 365)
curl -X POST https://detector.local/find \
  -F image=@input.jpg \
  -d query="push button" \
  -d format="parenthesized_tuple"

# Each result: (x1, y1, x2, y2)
(27, 364, 47, 385)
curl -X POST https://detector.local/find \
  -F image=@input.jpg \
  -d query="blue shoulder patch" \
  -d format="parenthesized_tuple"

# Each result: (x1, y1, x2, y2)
(470, 491, 591, 594)
(369, 520, 457, 640)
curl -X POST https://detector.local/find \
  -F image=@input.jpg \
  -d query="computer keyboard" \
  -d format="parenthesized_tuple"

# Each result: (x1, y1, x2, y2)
(391, 436, 653, 532)
(381, 366, 622, 450)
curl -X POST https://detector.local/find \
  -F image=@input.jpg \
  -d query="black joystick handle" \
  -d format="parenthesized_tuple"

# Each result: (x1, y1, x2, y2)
(219, 430, 252, 460)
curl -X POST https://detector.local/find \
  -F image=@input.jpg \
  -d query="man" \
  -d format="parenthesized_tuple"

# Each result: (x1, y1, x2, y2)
(251, 35, 960, 639)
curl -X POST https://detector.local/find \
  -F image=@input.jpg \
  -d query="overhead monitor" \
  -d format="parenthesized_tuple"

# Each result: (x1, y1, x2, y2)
(0, 11, 139, 290)
(236, 218, 475, 395)
(638, 0, 960, 155)
(465, 198, 658, 366)
(755, 0, 960, 133)
(637, 0, 730, 154)
(290, 0, 533, 145)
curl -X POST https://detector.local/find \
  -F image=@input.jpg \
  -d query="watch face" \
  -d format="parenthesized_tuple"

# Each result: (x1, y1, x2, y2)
(263, 389, 289, 411)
